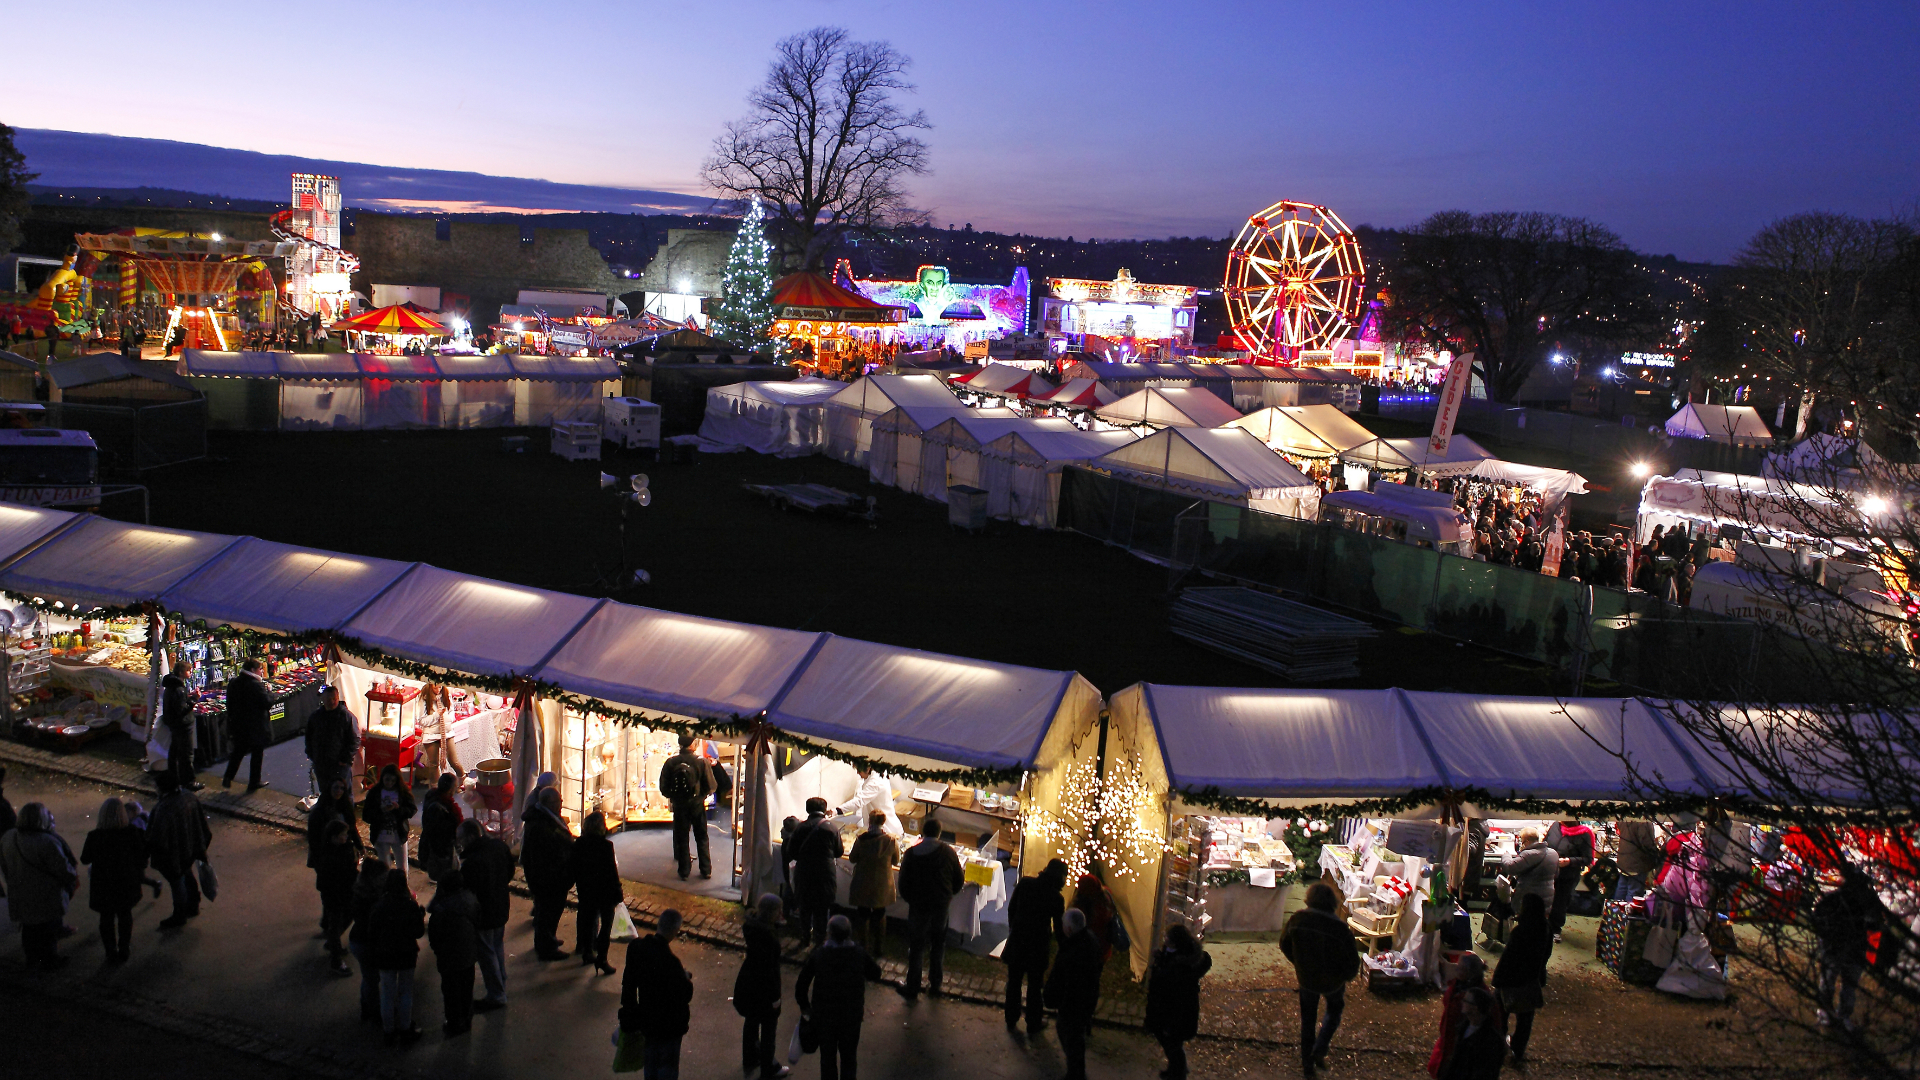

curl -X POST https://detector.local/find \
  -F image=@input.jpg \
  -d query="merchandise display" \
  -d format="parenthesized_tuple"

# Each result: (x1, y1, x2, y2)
(556, 706, 735, 834)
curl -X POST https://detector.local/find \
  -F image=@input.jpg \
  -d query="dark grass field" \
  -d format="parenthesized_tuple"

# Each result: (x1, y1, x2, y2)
(121, 430, 1571, 697)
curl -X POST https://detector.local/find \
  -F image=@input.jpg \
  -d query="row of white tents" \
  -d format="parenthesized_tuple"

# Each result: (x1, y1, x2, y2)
(0, 499, 1855, 982)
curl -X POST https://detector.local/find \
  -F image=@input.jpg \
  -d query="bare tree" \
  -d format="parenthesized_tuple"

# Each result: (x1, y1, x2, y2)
(704, 27, 931, 272)
(1688, 212, 1913, 440)
(1379, 210, 1658, 402)
(0, 122, 36, 257)
(1589, 449, 1920, 1078)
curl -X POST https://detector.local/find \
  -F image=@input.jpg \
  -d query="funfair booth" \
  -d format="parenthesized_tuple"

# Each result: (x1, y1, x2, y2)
(1101, 684, 1722, 980)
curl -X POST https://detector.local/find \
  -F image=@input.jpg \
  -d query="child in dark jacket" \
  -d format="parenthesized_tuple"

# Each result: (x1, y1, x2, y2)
(315, 819, 360, 975)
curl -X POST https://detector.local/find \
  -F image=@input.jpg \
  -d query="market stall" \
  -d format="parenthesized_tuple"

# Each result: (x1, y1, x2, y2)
(697, 378, 845, 456)
(950, 363, 1056, 407)
(1092, 387, 1243, 432)
(915, 414, 1073, 503)
(1102, 684, 1719, 979)
(821, 374, 965, 466)
(1666, 403, 1773, 447)
(1031, 377, 1121, 414)
(1228, 404, 1382, 486)
(1085, 426, 1322, 519)
(867, 405, 1011, 493)
(748, 636, 1105, 951)
(976, 427, 1139, 528)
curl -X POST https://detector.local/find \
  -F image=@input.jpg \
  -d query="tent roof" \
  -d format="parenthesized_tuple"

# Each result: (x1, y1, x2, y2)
(178, 350, 280, 377)
(1273, 405, 1376, 452)
(1128, 684, 1717, 803)
(874, 405, 1007, 436)
(825, 374, 963, 417)
(773, 271, 894, 312)
(1228, 407, 1346, 456)
(0, 516, 239, 610)
(50, 354, 197, 392)
(355, 353, 443, 380)
(1092, 426, 1317, 501)
(505, 355, 621, 381)
(994, 428, 1138, 462)
(157, 538, 416, 634)
(1094, 387, 1243, 428)
(1667, 403, 1773, 445)
(710, 378, 844, 407)
(766, 636, 1086, 770)
(534, 604, 826, 719)
(0, 504, 82, 565)
(339, 565, 603, 678)
(1380, 434, 1496, 469)
(434, 354, 518, 380)
(926, 414, 1073, 449)
(276, 353, 365, 379)
(962, 363, 1056, 398)
(1037, 377, 1121, 408)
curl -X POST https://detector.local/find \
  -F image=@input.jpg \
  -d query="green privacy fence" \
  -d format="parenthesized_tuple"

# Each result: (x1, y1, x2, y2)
(1058, 468, 1847, 700)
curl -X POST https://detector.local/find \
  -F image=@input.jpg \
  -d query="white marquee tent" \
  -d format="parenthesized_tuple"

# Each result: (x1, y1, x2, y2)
(1093, 386, 1243, 431)
(869, 405, 1017, 491)
(1228, 404, 1377, 459)
(697, 378, 845, 456)
(978, 428, 1139, 528)
(822, 374, 965, 465)
(1087, 426, 1321, 518)
(917, 414, 1076, 502)
(0, 517, 241, 610)
(158, 539, 417, 634)
(1666, 403, 1773, 447)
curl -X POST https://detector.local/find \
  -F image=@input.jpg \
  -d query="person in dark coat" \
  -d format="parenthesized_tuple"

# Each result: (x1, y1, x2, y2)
(1, 801, 77, 970)
(417, 773, 463, 881)
(734, 893, 790, 1080)
(304, 685, 361, 796)
(81, 796, 148, 963)
(146, 769, 211, 928)
(1003, 857, 1068, 1032)
(622, 908, 693, 1080)
(1545, 819, 1595, 941)
(362, 765, 417, 877)
(896, 819, 964, 999)
(0, 764, 15, 836)
(1437, 986, 1506, 1080)
(427, 867, 482, 1036)
(220, 659, 274, 793)
(658, 734, 716, 880)
(786, 798, 842, 947)
(315, 818, 359, 975)
(1492, 893, 1552, 1065)
(846, 811, 897, 957)
(1145, 924, 1212, 1080)
(1073, 871, 1119, 963)
(567, 811, 622, 974)
(346, 856, 388, 1022)
(456, 819, 515, 1009)
(368, 867, 425, 1045)
(308, 778, 363, 934)
(521, 786, 575, 960)
(1812, 866, 1887, 1033)
(796, 913, 883, 1080)
(160, 667, 200, 790)
(1045, 908, 1105, 1080)
(1281, 883, 1360, 1076)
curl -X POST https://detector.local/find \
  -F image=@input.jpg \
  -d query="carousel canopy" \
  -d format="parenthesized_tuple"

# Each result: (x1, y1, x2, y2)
(157, 538, 417, 635)
(334, 305, 447, 336)
(0, 516, 240, 611)
(765, 635, 1098, 770)
(535, 604, 827, 720)
(773, 272, 908, 325)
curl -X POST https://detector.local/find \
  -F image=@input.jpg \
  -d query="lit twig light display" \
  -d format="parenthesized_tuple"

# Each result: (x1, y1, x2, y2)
(1019, 754, 1169, 882)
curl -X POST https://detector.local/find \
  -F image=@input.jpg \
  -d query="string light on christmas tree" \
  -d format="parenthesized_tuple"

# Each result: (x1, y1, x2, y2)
(710, 195, 777, 350)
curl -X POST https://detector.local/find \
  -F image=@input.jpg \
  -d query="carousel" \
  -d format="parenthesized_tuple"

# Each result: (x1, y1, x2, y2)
(769, 271, 907, 377)
(333, 304, 448, 353)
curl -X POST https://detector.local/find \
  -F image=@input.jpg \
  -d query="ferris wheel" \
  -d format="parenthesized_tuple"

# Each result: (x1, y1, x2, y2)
(1223, 200, 1365, 358)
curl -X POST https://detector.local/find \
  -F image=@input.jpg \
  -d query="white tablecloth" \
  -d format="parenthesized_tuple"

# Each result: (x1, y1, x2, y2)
(832, 858, 1008, 939)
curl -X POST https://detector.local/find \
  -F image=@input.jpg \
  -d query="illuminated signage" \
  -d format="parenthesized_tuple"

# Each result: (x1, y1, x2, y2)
(1622, 351, 1675, 368)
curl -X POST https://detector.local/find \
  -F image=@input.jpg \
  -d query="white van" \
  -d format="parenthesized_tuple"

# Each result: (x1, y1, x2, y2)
(1319, 481, 1475, 556)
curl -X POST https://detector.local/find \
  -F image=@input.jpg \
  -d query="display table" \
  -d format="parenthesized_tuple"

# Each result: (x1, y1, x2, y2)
(832, 855, 1009, 940)
(1204, 881, 1296, 933)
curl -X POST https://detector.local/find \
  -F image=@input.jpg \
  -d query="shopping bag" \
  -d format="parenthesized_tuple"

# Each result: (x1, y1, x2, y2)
(609, 901, 639, 943)
(1655, 931, 1728, 1000)
(787, 1019, 807, 1064)
(1642, 917, 1678, 969)
(1493, 875, 1513, 904)
(612, 1028, 647, 1072)
(195, 859, 220, 902)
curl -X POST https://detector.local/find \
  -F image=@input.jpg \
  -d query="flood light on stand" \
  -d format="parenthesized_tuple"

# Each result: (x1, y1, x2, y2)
(598, 472, 617, 489)
(630, 473, 649, 492)
(1630, 462, 1652, 478)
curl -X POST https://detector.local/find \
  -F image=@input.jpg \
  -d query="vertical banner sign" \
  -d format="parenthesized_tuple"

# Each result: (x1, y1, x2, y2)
(1430, 351, 1474, 458)
(1541, 506, 1567, 577)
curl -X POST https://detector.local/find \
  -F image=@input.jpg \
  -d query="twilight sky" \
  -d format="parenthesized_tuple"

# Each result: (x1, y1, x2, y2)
(8, 1, 1915, 261)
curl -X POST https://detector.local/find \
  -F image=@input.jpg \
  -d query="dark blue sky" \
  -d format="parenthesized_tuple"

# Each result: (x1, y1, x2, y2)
(10, 1, 1915, 260)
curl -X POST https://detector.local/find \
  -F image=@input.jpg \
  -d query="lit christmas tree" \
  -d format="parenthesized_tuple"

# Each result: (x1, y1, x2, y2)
(710, 196, 777, 350)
